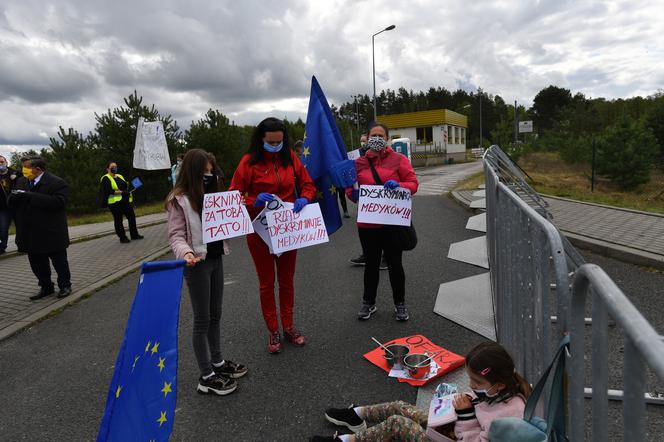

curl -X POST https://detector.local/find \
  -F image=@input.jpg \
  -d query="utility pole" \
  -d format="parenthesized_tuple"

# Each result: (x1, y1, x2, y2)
(514, 100, 518, 145)
(478, 88, 482, 149)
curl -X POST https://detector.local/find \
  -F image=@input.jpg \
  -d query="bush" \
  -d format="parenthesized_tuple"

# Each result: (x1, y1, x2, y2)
(595, 119, 658, 189)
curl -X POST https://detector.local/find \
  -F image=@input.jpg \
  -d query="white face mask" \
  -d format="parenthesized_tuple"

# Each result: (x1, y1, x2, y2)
(472, 384, 499, 400)
(367, 136, 387, 151)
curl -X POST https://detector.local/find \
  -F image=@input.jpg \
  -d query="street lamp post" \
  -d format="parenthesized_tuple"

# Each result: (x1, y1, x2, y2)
(372, 24, 396, 121)
(478, 88, 483, 149)
(351, 94, 361, 134)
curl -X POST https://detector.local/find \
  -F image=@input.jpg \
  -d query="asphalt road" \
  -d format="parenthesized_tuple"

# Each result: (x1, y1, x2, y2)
(1, 194, 662, 441)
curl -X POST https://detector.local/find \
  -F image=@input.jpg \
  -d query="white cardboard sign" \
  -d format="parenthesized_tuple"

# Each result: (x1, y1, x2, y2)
(357, 185, 412, 226)
(347, 149, 361, 160)
(251, 197, 293, 255)
(202, 191, 253, 243)
(133, 117, 171, 170)
(265, 203, 329, 254)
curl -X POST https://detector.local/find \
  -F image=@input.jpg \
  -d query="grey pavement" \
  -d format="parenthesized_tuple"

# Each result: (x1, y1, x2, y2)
(454, 189, 664, 269)
(414, 161, 482, 195)
(1, 212, 167, 257)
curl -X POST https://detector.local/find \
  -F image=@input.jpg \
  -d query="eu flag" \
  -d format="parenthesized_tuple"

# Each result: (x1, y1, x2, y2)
(97, 260, 185, 442)
(302, 76, 348, 235)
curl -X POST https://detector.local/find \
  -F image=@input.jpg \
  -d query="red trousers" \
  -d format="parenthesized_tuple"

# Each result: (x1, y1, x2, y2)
(246, 233, 297, 333)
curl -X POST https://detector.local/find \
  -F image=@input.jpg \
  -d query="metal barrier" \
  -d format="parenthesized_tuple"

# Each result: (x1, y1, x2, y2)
(484, 145, 570, 385)
(569, 264, 664, 441)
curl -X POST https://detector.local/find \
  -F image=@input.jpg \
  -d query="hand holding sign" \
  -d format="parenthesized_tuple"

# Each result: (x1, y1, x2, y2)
(202, 191, 254, 243)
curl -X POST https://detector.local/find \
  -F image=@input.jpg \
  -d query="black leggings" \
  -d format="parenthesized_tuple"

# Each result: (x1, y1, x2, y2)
(108, 200, 138, 239)
(358, 227, 405, 305)
(337, 189, 348, 212)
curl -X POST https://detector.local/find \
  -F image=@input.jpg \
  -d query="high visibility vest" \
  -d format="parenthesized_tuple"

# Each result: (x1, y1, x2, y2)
(100, 173, 133, 205)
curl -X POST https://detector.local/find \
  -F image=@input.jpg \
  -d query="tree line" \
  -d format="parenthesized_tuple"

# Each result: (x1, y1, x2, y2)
(11, 85, 664, 213)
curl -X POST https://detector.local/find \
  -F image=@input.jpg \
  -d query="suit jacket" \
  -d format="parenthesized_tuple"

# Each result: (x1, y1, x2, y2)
(11, 171, 70, 253)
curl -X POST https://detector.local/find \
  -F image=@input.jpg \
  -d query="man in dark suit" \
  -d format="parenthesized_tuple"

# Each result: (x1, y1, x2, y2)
(10, 157, 72, 300)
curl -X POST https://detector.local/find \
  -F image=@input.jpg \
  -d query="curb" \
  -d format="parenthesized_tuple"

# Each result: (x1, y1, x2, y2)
(0, 245, 172, 342)
(450, 190, 479, 211)
(449, 189, 664, 271)
(0, 218, 167, 261)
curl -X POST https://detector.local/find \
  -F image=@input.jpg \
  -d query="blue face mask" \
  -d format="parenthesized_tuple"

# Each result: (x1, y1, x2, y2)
(263, 142, 283, 153)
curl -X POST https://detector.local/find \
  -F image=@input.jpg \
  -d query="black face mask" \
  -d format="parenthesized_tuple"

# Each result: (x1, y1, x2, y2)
(203, 174, 214, 186)
(110, 167, 118, 174)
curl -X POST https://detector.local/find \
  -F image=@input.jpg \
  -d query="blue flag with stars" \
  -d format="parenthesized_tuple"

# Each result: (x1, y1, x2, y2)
(302, 76, 348, 235)
(97, 260, 185, 442)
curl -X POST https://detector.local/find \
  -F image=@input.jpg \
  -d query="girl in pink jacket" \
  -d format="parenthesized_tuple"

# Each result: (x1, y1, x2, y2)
(452, 341, 531, 441)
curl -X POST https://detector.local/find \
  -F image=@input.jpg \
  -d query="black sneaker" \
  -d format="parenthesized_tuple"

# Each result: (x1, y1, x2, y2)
(349, 254, 366, 266)
(213, 360, 248, 379)
(325, 405, 367, 433)
(131, 234, 144, 240)
(357, 303, 377, 320)
(30, 287, 55, 301)
(197, 373, 237, 396)
(120, 237, 130, 243)
(395, 303, 410, 321)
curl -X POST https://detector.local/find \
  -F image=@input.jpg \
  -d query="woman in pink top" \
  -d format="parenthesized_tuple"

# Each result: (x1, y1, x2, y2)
(347, 122, 418, 321)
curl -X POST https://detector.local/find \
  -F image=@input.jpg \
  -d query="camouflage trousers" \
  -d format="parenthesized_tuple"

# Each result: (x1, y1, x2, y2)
(356, 401, 429, 442)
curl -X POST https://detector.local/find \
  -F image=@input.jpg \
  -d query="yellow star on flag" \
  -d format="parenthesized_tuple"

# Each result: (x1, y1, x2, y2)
(157, 357, 166, 373)
(157, 411, 167, 427)
(115, 385, 122, 398)
(329, 185, 337, 195)
(150, 342, 160, 355)
(161, 381, 173, 398)
(144, 340, 151, 353)
(303, 146, 310, 158)
(132, 355, 140, 371)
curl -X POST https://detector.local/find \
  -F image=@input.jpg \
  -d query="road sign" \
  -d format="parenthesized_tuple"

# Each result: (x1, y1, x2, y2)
(519, 121, 533, 133)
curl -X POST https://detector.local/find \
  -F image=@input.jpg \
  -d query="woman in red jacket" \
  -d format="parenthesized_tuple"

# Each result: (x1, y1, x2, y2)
(348, 122, 419, 322)
(230, 117, 316, 354)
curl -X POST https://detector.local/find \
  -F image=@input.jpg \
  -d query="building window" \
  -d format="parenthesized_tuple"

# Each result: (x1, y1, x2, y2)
(461, 128, 466, 144)
(447, 126, 453, 143)
(416, 126, 433, 143)
(453, 127, 458, 144)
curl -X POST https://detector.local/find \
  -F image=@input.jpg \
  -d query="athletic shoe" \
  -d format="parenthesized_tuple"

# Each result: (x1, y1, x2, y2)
(357, 303, 377, 320)
(30, 287, 55, 301)
(379, 256, 388, 270)
(197, 373, 237, 396)
(349, 254, 366, 266)
(395, 303, 410, 321)
(213, 360, 248, 379)
(343, 211, 350, 218)
(131, 234, 144, 240)
(325, 405, 367, 433)
(284, 327, 306, 346)
(268, 332, 282, 354)
(120, 237, 130, 243)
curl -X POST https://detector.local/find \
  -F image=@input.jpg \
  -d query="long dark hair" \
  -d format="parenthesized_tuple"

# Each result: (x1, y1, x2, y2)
(248, 117, 293, 167)
(167, 148, 211, 213)
(466, 341, 532, 400)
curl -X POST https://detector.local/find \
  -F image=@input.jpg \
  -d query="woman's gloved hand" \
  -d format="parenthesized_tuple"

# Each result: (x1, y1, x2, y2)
(254, 192, 275, 208)
(293, 197, 308, 213)
(384, 180, 399, 189)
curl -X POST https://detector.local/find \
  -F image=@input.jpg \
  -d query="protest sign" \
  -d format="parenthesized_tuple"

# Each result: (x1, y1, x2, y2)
(202, 191, 253, 243)
(357, 185, 412, 226)
(252, 197, 293, 255)
(133, 117, 171, 170)
(265, 203, 329, 254)
(363, 334, 465, 387)
(347, 149, 361, 160)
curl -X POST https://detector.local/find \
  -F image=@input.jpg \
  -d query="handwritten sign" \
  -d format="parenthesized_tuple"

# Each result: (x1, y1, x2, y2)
(252, 198, 292, 255)
(363, 334, 465, 387)
(133, 117, 171, 170)
(347, 149, 361, 160)
(265, 203, 329, 254)
(202, 191, 253, 243)
(357, 185, 412, 226)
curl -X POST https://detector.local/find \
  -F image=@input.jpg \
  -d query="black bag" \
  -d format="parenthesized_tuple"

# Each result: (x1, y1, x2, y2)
(367, 158, 417, 251)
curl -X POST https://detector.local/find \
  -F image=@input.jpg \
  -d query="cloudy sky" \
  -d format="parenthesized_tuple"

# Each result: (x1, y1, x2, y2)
(1, 0, 663, 157)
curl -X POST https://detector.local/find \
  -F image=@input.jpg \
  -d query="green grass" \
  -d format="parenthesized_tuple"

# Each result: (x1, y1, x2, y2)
(8, 201, 165, 235)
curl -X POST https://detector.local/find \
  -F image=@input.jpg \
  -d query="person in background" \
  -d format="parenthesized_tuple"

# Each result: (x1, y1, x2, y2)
(171, 154, 184, 187)
(99, 161, 143, 243)
(349, 133, 386, 269)
(294, 140, 304, 158)
(229, 117, 316, 354)
(10, 157, 72, 300)
(311, 342, 530, 442)
(166, 148, 248, 396)
(347, 123, 418, 321)
(0, 155, 19, 254)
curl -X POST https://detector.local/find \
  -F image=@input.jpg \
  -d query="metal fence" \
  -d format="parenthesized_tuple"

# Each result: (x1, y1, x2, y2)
(569, 264, 664, 441)
(484, 144, 664, 440)
(484, 145, 570, 385)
